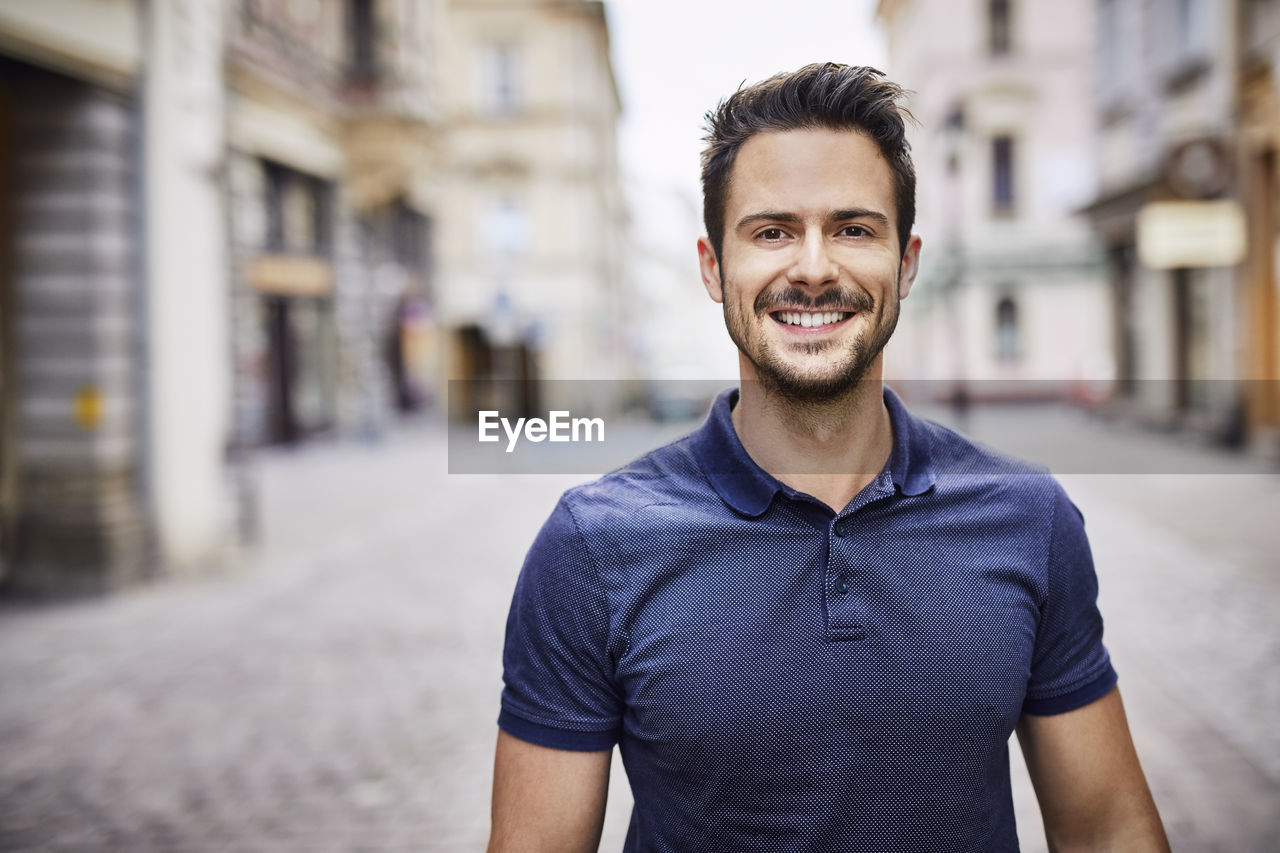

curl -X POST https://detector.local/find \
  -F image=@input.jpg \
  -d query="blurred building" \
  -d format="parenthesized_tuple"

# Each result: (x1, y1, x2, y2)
(435, 0, 627, 417)
(878, 0, 1112, 396)
(0, 0, 626, 595)
(1082, 0, 1280, 450)
(0, 0, 445, 596)
(0, 0, 230, 594)
(226, 0, 443, 447)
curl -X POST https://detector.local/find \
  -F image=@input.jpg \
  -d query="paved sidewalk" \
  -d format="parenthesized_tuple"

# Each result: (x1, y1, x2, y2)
(0, 406, 1277, 851)
(0, 425, 573, 852)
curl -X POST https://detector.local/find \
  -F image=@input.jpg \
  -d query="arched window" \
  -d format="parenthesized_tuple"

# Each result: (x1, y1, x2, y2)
(989, 0, 1013, 55)
(995, 296, 1019, 361)
(992, 135, 1016, 215)
(480, 43, 522, 116)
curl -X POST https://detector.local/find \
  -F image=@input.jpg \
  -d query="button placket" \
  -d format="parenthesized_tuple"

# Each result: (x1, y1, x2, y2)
(826, 516, 867, 639)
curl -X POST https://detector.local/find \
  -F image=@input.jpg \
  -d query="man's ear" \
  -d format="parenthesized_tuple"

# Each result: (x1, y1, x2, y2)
(897, 234, 923, 300)
(697, 236, 724, 303)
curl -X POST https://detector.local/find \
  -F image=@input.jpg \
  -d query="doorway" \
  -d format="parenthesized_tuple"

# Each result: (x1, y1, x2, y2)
(264, 296, 336, 445)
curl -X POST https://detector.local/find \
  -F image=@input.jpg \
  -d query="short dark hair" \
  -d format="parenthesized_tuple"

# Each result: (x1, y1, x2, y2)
(700, 63, 916, 261)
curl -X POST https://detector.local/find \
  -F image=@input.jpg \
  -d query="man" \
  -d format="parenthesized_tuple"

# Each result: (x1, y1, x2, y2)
(488, 63, 1169, 852)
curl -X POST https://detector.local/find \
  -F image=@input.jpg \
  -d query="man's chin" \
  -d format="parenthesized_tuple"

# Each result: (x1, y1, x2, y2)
(752, 366, 875, 403)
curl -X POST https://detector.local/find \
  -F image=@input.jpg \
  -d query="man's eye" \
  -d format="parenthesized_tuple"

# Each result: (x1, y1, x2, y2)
(840, 225, 871, 238)
(758, 228, 786, 241)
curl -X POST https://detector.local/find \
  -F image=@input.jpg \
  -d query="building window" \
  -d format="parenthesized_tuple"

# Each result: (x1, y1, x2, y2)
(992, 135, 1016, 215)
(1174, 0, 1208, 58)
(486, 196, 528, 258)
(265, 162, 331, 255)
(995, 295, 1019, 361)
(480, 44, 521, 116)
(348, 0, 378, 83)
(390, 201, 433, 297)
(1099, 0, 1123, 85)
(392, 203, 430, 271)
(989, 0, 1013, 55)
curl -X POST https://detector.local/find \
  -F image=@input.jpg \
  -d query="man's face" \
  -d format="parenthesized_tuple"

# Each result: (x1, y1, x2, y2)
(698, 128, 922, 401)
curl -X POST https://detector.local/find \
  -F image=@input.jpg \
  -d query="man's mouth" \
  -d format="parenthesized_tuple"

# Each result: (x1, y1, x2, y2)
(770, 310, 851, 329)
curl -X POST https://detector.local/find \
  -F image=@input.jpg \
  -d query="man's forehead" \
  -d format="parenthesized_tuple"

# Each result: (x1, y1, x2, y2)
(726, 128, 895, 219)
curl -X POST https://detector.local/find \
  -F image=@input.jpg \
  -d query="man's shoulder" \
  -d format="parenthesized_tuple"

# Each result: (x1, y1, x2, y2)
(556, 428, 715, 527)
(902, 404, 1071, 509)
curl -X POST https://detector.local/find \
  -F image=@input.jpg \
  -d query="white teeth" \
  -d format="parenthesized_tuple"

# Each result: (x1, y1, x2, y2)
(779, 311, 848, 326)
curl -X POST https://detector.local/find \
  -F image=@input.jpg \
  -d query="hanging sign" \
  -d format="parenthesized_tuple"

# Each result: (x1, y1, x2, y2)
(1136, 200, 1246, 269)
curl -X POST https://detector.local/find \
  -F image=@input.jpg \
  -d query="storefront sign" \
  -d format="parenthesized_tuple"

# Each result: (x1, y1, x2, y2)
(247, 254, 334, 297)
(1136, 200, 1246, 269)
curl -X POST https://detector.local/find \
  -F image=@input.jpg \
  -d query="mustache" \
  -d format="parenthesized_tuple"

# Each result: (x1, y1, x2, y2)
(755, 286, 875, 314)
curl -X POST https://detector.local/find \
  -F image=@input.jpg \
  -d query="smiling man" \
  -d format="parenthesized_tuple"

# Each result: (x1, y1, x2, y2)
(488, 63, 1169, 852)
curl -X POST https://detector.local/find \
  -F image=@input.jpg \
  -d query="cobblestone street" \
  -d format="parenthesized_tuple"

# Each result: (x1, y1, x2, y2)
(2, 403, 1279, 851)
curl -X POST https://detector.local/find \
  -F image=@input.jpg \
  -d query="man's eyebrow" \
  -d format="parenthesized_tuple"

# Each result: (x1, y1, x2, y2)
(734, 211, 802, 230)
(831, 208, 892, 228)
(734, 209, 892, 230)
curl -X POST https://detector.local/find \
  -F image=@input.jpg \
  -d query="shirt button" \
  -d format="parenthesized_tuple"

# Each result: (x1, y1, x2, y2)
(834, 575, 850, 595)
(833, 519, 852, 537)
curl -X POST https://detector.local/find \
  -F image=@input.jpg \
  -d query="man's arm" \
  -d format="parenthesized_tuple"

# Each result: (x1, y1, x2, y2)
(487, 730, 612, 853)
(1016, 686, 1169, 852)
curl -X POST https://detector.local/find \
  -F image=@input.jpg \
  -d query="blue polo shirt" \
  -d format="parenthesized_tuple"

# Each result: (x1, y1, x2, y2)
(499, 387, 1117, 852)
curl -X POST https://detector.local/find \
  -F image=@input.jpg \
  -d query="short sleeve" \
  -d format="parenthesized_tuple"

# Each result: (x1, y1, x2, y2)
(1021, 484, 1118, 716)
(498, 496, 623, 750)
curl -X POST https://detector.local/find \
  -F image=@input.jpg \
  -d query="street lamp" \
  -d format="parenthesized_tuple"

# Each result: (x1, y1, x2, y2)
(944, 104, 965, 176)
(941, 103, 970, 426)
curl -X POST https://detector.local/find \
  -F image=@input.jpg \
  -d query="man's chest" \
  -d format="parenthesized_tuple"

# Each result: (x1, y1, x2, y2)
(610, 518, 1042, 773)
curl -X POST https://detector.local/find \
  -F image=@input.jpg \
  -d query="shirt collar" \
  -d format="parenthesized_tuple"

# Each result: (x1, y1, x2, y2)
(690, 385, 936, 517)
(883, 385, 937, 497)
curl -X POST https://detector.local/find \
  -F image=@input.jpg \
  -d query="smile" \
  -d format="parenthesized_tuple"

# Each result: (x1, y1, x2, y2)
(770, 311, 851, 329)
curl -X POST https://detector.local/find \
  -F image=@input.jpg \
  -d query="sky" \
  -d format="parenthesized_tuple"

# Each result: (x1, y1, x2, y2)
(606, 0, 887, 246)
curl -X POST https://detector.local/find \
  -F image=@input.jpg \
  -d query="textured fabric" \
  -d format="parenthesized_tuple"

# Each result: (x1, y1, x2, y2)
(499, 387, 1117, 852)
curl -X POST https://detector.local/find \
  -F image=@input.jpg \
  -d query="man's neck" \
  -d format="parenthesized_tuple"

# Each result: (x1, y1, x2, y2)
(730, 361, 894, 514)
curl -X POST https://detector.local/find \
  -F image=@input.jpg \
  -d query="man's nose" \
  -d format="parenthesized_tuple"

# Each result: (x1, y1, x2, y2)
(787, 233, 838, 288)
